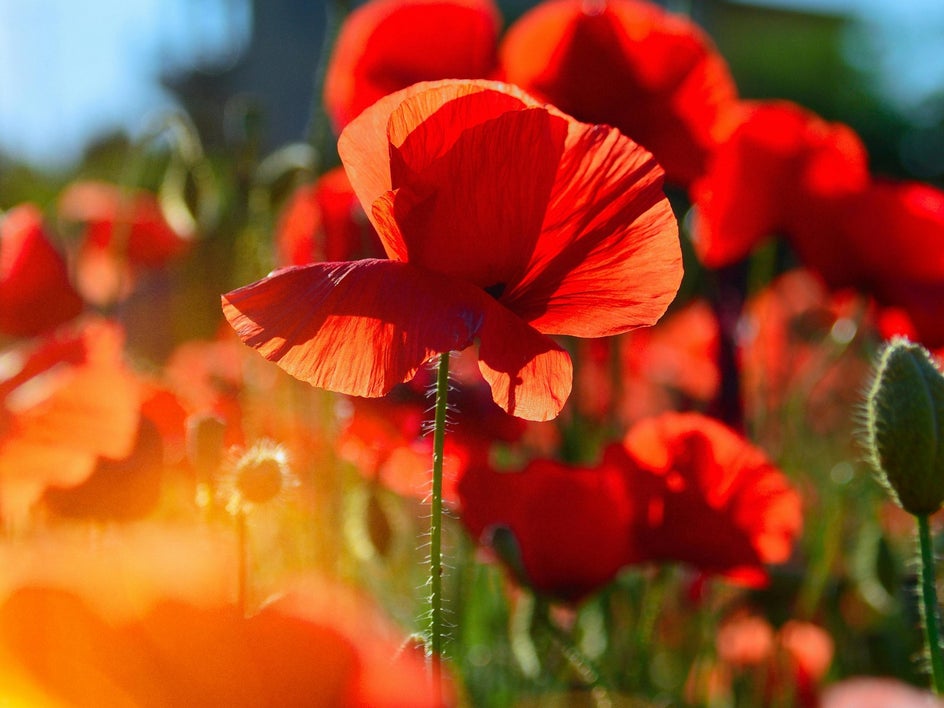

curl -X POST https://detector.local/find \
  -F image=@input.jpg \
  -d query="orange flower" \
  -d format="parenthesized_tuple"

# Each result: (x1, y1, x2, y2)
(323, 0, 501, 130)
(0, 525, 442, 707)
(224, 79, 681, 421)
(0, 204, 83, 338)
(0, 319, 140, 523)
(499, 0, 739, 186)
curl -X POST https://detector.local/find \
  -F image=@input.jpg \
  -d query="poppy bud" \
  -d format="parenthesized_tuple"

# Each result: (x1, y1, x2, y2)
(864, 338, 944, 515)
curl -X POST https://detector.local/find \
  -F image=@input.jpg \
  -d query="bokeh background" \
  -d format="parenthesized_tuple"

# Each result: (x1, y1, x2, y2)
(2, 0, 944, 183)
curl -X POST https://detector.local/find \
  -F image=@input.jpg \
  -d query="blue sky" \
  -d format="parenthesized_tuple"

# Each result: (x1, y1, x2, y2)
(0, 0, 250, 169)
(1, 0, 942, 170)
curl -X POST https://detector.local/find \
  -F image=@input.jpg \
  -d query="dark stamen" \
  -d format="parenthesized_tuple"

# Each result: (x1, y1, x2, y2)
(484, 282, 506, 299)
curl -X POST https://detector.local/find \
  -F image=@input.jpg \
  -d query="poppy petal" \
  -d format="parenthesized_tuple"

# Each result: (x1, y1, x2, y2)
(475, 298, 572, 421)
(503, 121, 682, 337)
(222, 259, 486, 399)
(377, 97, 567, 287)
(337, 79, 538, 257)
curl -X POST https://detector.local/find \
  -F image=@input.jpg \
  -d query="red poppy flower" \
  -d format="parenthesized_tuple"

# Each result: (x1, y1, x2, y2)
(811, 179, 944, 348)
(323, 0, 501, 130)
(457, 454, 633, 601)
(619, 412, 802, 587)
(58, 180, 191, 266)
(691, 100, 869, 268)
(40, 384, 187, 522)
(0, 204, 84, 338)
(276, 166, 384, 266)
(224, 79, 682, 421)
(58, 180, 191, 306)
(0, 319, 141, 523)
(499, 0, 739, 186)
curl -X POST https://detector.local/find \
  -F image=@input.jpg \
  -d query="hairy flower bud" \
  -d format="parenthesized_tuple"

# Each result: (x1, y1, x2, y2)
(864, 338, 944, 515)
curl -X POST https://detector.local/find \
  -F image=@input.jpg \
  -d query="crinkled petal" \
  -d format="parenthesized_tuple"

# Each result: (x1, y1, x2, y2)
(337, 79, 539, 258)
(375, 101, 567, 287)
(503, 120, 682, 337)
(222, 260, 484, 398)
(475, 300, 572, 421)
(223, 259, 573, 420)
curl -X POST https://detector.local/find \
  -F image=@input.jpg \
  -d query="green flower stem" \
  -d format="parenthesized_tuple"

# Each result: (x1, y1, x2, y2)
(917, 513, 944, 694)
(428, 351, 451, 688)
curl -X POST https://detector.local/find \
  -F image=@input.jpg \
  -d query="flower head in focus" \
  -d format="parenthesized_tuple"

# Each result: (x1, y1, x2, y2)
(224, 79, 682, 421)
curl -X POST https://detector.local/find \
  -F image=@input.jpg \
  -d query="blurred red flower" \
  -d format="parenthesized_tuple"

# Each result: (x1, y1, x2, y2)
(691, 101, 944, 347)
(323, 0, 501, 130)
(0, 319, 140, 524)
(714, 611, 833, 707)
(224, 79, 681, 421)
(41, 384, 188, 522)
(499, 0, 739, 186)
(691, 101, 868, 268)
(619, 412, 802, 587)
(575, 299, 720, 424)
(0, 204, 84, 338)
(457, 454, 633, 602)
(58, 180, 191, 305)
(276, 166, 384, 266)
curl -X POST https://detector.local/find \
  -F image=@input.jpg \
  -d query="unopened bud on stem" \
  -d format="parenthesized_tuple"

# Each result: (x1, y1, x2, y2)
(864, 338, 944, 515)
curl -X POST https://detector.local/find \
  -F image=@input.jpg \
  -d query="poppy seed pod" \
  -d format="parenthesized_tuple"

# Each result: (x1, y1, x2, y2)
(864, 338, 944, 515)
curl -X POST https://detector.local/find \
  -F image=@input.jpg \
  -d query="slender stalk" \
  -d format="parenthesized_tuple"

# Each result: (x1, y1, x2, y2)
(428, 351, 451, 688)
(917, 513, 944, 693)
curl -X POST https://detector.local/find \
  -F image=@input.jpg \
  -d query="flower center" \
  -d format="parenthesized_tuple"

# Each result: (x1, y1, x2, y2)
(484, 282, 506, 299)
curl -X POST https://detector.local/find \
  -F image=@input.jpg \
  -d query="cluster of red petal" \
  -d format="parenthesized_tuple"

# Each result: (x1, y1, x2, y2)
(0, 319, 141, 522)
(276, 166, 385, 266)
(224, 79, 681, 421)
(692, 101, 944, 347)
(58, 180, 191, 306)
(58, 180, 191, 267)
(458, 412, 801, 601)
(0, 205, 84, 338)
(498, 0, 739, 186)
(323, 0, 501, 130)
(619, 413, 802, 587)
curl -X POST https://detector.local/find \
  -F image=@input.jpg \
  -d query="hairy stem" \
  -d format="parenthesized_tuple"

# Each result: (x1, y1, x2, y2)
(428, 351, 451, 690)
(917, 513, 944, 693)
